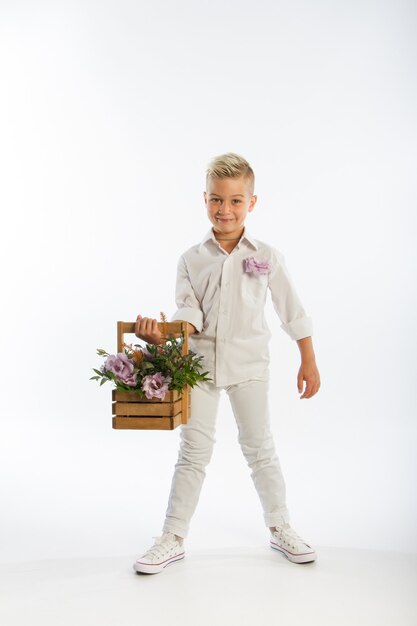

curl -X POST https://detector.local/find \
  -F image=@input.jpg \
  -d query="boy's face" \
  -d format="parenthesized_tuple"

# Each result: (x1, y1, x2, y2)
(204, 176, 257, 239)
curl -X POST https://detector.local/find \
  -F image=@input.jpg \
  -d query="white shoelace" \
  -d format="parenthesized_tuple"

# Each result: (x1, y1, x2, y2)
(141, 534, 180, 562)
(273, 524, 308, 549)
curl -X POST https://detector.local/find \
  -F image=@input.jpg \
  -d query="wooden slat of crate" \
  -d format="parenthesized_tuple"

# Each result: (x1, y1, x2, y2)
(113, 399, 182, 417)
(112, 413, 182, 430)
(112, 389, 181, 403)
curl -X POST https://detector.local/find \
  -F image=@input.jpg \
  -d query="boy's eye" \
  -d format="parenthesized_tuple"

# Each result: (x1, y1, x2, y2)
(232, 200, 242, 204)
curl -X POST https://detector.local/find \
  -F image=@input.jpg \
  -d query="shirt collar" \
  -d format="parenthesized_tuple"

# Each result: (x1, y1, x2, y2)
(199, 227, 258, 252)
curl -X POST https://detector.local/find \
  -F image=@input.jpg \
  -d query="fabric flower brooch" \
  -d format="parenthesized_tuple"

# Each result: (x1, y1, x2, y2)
(243, 257, 272, 275)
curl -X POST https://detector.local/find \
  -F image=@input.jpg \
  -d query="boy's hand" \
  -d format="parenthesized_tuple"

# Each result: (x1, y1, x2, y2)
(135, 315, 163, 345)
(297, 360, 321, 399)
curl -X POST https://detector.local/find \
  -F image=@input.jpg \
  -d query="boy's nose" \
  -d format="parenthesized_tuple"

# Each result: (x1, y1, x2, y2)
(217, 202, 231, 214)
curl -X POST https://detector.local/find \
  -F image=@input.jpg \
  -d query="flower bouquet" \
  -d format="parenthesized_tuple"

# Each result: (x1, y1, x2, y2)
(91, 318, 210, 430)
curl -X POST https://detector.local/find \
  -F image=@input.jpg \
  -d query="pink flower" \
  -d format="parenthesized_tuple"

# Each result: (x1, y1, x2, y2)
(104, 353, 136, 385)
(244, 257, 272, 275)
(142, 372, 172, 400)
(121, 371, 138, 387)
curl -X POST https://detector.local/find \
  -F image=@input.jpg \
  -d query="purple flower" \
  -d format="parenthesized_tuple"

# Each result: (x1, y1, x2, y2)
(121, 371, 138, 387)
(244, 257, 272, 275)
(142, 372, 172, 400)
(104, 353, 136, 385)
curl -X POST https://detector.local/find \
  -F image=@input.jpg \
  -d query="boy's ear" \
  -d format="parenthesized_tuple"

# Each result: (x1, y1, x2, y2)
(248, 194, 257, 211)
(203, 191, 207, 205)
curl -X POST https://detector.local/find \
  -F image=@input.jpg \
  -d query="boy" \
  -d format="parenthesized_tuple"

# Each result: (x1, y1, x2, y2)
(133, 153, 321, 574)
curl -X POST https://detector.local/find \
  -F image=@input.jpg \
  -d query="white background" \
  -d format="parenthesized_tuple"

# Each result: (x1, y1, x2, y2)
(1, 0, 416, 563)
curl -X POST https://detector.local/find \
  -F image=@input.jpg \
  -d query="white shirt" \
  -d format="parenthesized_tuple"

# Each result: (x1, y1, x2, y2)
(170, 227, 313, 386)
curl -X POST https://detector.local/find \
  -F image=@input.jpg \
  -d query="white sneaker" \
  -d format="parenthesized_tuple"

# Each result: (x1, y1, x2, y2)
(270, 523, 317, 564)
(133, 532, 185, 574)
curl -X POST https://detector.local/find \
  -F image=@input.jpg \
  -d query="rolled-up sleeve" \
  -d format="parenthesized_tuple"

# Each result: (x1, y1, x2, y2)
(170, 255, 204, 332)
(268, 248, 313, 340)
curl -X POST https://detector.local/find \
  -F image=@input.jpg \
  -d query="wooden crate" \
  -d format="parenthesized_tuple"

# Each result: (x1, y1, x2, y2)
(112, 320, 190, 430)
(112, 389, 185, 430)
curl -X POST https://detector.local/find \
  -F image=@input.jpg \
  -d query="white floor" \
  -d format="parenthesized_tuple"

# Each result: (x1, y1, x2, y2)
(1, 546, 416, 626)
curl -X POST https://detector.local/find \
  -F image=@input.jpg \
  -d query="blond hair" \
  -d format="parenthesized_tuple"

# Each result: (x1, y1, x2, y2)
(206, 152, 255, 195)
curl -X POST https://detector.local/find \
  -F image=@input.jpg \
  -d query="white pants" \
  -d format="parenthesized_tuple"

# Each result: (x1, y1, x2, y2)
(162, 378, 290, 538)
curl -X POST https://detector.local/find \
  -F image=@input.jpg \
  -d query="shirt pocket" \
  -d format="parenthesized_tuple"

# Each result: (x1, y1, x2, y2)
(241, 273, 269, 307)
